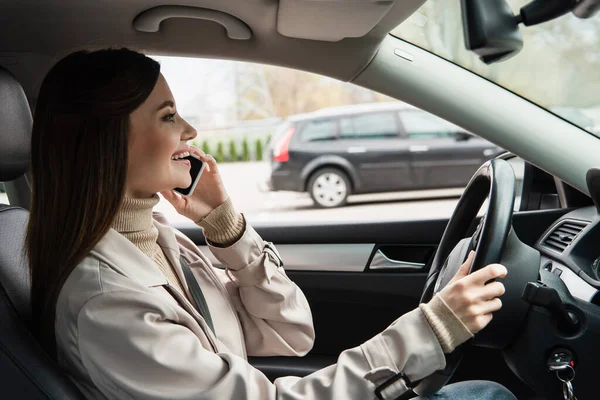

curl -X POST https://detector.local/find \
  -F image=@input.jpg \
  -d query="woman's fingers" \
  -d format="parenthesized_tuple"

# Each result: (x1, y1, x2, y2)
(189, 146, 218, 173)
(160, 190, 184, 208)
(449, 251, 475, 284)
(438, 261, 508, 335)
(479, 281, 506, 300)
(478, 297, 503, 315)
(202, 154, 218, 173)
(471, 313, 494, 332)
(466, 263, 507, 286)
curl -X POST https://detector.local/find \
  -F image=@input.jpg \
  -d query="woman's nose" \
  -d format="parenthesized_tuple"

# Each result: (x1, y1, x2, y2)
(182, 119, 197, 141)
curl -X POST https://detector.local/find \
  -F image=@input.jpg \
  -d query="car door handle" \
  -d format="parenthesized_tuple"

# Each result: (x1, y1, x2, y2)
(347, 146, 367, 154)
(409, 145, 430, 153)
(369, 250, 426, 271)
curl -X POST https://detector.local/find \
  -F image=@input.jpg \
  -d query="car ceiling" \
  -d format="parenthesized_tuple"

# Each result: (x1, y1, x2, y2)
(0, 0, 425, 99)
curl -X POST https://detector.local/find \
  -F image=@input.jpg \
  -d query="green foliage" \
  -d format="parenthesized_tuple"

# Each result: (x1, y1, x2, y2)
(216, 142, 225, 163)
(201, 140, 210, 155)
(229, 139, 237, 162)
(242, 137, 250, 161)
(255, 139, 264, 162)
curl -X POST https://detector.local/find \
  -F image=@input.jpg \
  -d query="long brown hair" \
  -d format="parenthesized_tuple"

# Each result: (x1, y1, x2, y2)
(26, 48, 160, 355)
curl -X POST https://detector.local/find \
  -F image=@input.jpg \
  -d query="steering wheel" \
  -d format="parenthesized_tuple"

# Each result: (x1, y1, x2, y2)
(415, 159, 518, 395)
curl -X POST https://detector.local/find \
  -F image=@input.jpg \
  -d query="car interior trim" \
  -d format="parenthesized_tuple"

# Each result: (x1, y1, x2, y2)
(368, 249, 426, 271)
(197, 244, 373, 272)
(133, 6, 252, 40)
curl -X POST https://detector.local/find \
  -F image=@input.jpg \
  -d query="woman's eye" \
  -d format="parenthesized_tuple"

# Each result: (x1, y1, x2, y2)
(163, 113, 176, 122)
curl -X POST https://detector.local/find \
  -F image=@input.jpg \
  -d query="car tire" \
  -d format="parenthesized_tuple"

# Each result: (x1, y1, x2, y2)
(308, 168, 351, 208)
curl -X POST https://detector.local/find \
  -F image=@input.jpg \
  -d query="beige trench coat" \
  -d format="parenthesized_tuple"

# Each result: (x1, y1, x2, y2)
(55, 213, 445, 399)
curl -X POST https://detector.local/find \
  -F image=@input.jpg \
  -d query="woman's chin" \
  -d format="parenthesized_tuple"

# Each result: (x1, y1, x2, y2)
(176, 178, 192, 190)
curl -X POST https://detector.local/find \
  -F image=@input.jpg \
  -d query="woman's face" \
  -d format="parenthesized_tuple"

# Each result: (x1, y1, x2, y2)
(126, 74, 197, 198)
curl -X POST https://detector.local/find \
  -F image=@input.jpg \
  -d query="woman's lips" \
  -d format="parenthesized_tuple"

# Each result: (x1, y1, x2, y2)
(172, 158, 191, 167)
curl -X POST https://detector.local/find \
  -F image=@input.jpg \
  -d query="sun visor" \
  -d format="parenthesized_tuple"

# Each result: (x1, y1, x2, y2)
(277, 0, 396, 41)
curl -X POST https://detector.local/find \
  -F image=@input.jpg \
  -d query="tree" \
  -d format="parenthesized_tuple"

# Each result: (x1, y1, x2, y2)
(255, 139, 264, 161)
(201, 140, 210, 155)
(242, 137, 250, 161)
(216, 142, 225, 163)
(229, 139, 237, 162)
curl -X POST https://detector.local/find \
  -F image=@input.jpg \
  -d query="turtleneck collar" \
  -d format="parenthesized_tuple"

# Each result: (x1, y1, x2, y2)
(113, 194, 160, 233)
(112, 194, 160, 258)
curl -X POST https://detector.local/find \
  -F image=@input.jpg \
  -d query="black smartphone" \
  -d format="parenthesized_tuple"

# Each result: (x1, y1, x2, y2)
(174, 154, 205, 197)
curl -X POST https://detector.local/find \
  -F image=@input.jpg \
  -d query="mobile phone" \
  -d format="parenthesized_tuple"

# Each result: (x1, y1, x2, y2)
(174, 154, 205, 197)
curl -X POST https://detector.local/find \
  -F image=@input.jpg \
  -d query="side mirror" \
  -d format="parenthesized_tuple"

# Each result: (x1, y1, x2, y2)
(461, 0, 523, 64)
(455, 131, 472, 141)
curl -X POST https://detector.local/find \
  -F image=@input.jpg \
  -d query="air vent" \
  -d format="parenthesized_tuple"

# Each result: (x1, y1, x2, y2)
(542, 220, 590, 253)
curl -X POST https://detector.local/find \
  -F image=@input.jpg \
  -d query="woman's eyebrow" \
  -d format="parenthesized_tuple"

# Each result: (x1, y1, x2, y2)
(156, 100, 174, 112)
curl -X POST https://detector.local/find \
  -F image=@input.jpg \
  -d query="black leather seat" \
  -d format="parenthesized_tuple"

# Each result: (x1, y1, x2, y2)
(0, 66, 85, 398)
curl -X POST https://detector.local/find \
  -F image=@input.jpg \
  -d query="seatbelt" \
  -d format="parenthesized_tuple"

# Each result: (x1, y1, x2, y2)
(179, 256, 215, 334)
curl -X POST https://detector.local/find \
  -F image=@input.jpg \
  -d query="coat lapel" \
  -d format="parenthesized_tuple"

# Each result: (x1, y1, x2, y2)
(90, 225, 220, 352)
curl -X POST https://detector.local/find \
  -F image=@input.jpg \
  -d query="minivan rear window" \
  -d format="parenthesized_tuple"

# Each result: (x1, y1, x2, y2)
(340, 112, 398, 139)
(300, 119, 337, 142)
(400, 111, 459, 139)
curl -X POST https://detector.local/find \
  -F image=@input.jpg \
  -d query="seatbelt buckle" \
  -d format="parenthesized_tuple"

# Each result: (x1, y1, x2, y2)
(374, 371, 417, 400)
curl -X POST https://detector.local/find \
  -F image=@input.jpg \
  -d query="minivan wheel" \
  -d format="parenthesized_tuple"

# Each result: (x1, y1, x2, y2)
(308, 168, 350, 208)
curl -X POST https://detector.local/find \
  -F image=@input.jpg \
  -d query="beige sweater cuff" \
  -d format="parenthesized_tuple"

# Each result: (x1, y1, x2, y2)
(196, 198, 245, 246)
(419, 294, 474, 353)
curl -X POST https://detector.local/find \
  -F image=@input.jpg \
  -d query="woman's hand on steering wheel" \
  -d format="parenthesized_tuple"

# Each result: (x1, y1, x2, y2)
(438, 251, 508, 334)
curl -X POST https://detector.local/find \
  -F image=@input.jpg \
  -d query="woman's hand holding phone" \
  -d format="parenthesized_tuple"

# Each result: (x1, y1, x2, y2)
(436, 251, 508, 334)
(161, 146, 230, 223)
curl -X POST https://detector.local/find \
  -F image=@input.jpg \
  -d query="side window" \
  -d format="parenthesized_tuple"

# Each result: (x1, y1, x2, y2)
(153, 55, 500, 224)
(300, 119, 337, 142)
(400, 111, 458, 139)
(340, 112, 398, 140)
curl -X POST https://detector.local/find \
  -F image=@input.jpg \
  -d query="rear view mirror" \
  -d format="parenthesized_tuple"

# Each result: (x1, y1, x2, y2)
(461, 0, 523, 64)
(462, 0, 597, 65)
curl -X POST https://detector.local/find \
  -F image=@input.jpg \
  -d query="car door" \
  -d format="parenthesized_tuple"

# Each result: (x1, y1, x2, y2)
(339, 111, 413, 193)
(399, 110, 503, 189)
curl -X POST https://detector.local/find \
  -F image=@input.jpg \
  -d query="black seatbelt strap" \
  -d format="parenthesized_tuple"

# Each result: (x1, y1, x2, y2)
(179, 256, 215, 334)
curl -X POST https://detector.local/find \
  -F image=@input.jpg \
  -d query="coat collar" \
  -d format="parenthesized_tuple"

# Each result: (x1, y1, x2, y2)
(89, 216, 184, 288)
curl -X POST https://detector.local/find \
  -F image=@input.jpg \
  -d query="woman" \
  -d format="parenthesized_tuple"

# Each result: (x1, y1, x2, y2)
(27, 48, 516, 399)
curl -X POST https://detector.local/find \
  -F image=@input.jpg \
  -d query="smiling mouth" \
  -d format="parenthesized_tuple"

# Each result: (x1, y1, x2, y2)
(172, 158, 191, 168)
(171, 151, 192, 167)
(171, 151, 191, 160)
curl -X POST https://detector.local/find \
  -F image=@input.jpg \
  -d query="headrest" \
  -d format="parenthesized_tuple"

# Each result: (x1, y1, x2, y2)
(0, 67, 31, 182)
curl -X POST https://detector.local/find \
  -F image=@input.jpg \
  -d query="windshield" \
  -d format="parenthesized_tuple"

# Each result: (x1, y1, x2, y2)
(391, 0, 600, 135)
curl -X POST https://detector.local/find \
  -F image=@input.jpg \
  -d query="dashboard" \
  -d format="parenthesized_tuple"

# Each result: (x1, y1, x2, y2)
(535, 206, 600, 305)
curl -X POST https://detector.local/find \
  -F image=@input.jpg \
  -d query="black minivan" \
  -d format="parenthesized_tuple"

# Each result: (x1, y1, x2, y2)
(267, 102, 504, 207)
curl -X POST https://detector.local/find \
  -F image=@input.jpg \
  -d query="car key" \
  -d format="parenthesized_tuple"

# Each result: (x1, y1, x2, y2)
(547, 349, 577, 400)
(547, 349, 575, 372)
